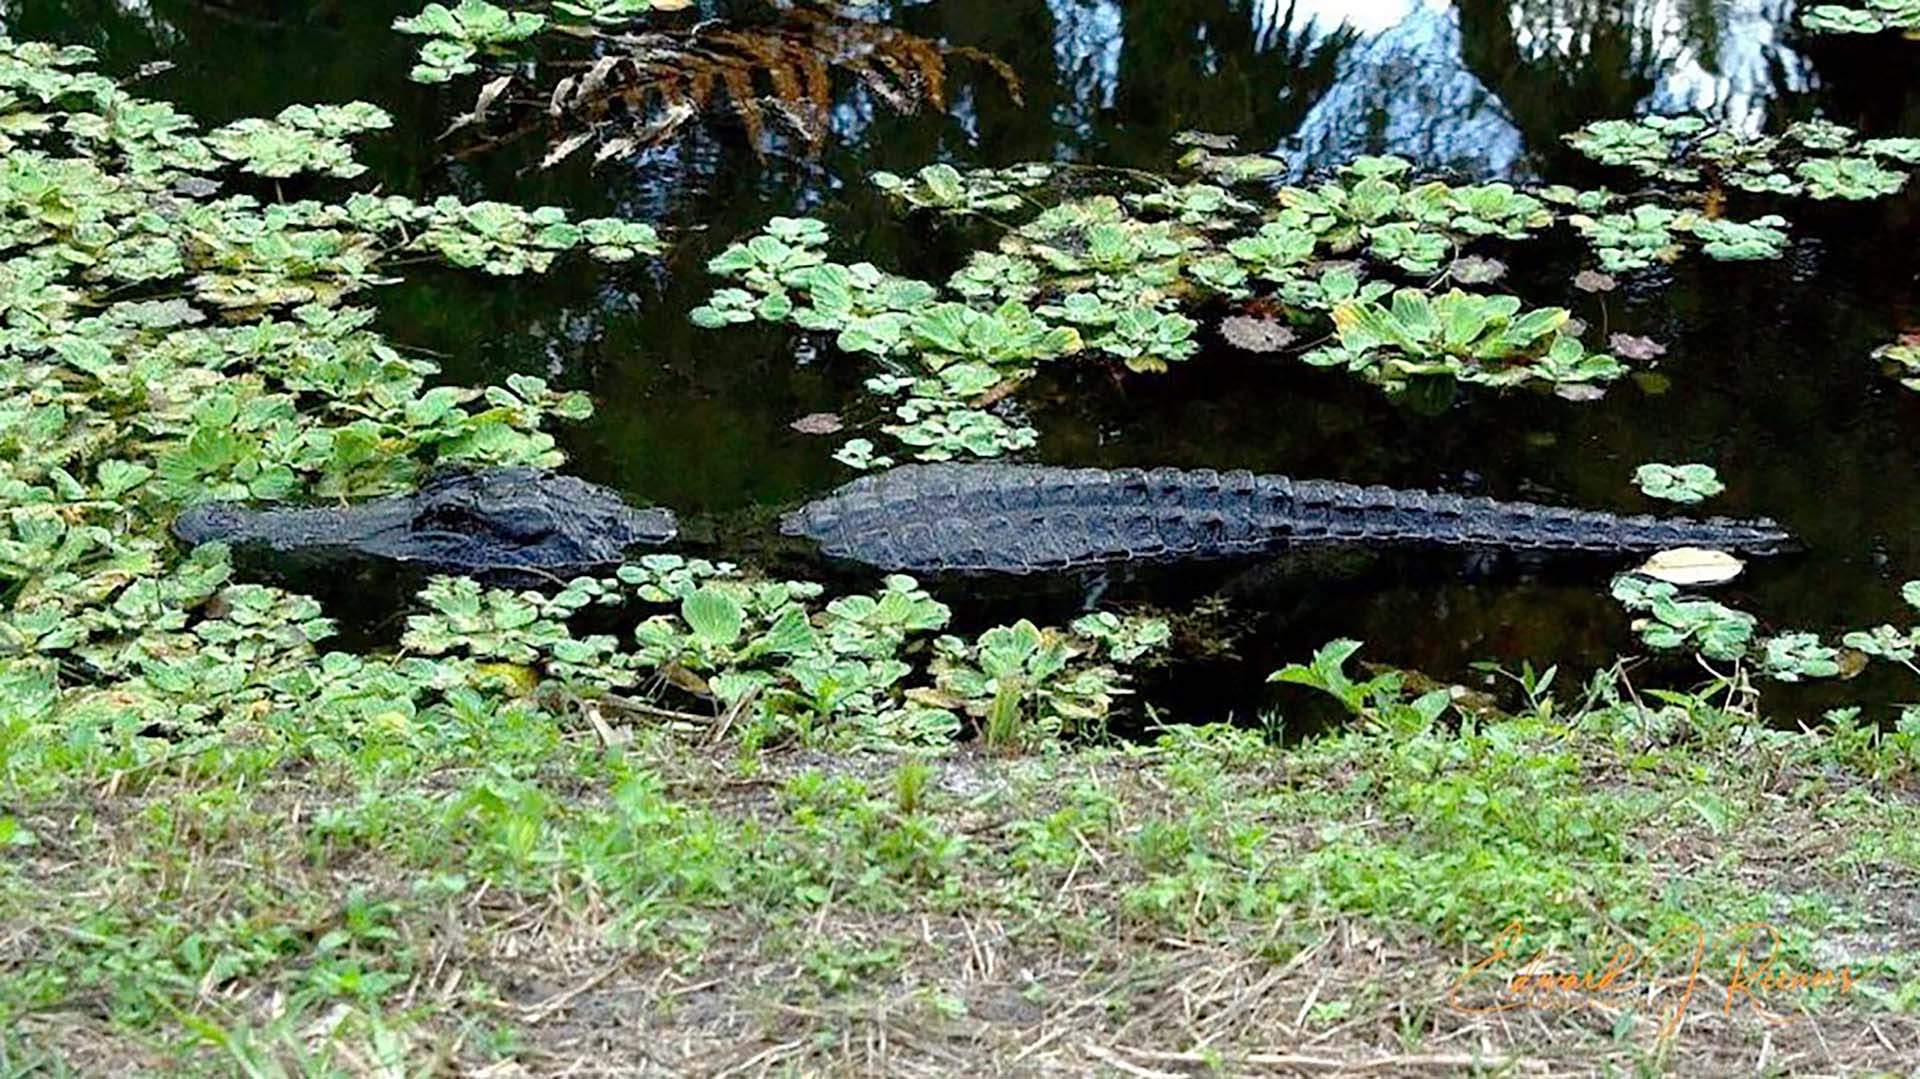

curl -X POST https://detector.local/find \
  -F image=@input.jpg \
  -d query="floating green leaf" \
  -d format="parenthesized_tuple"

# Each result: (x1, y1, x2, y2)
(683, 586, 746, 647)
(394, 1, 547, 83)
(1634, 463, 1724, 504)
(1803, 0, 1920, 35)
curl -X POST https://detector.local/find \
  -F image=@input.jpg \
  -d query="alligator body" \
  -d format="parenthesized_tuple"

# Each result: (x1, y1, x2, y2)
(174, 464, 1789, 580)
(172, 467, 678, 577)
(781, 463, 1792, 573)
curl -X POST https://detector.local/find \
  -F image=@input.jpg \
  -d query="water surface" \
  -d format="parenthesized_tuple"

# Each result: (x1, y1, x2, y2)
(13, 0, 1920, 718)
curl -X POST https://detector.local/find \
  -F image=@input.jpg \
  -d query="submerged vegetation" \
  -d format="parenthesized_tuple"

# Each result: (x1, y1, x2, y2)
(395, 0, 1022, 165)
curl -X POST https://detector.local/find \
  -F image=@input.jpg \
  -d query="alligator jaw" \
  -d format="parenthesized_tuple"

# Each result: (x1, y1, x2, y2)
(173, 499, 414, 554)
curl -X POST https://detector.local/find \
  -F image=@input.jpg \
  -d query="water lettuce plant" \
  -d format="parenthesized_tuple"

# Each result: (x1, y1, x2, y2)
(1609, 572, 1920, 689)
(691, 218, 1069, 463)
(1873, 333, 1920, 390)
(0, 36, 664, 721)
(698, 116, 1920, 465)
(1803, 0, 1920, 36)
(870, 162, 1055, 213)
(926, 617, 1156, 749)
(1633, 462, 1725, 504)
(394, 0, 548, 82)
(1563, 202, 1790, 272)
(399, 556, 1171, 751)
(1565, 116, 1920, 200)
(204, 103, 395, 178)
(1610, 574, 1759, 661)
(1306, 289, 1622, 392)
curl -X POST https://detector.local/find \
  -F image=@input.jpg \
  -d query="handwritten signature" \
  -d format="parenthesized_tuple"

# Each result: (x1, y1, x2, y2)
(1447, 920, 1859, 1040)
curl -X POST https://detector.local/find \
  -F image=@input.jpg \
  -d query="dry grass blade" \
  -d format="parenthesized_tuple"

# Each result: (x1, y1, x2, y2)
(542, 129, 594, 169)
(472, 75, 513, 126)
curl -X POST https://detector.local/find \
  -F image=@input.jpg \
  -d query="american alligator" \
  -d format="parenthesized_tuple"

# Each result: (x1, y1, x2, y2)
(172, 467, 678, 577)
(173, 463, 1792, 578)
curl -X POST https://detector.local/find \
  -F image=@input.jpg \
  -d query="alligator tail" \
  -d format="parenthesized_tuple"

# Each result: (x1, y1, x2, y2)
(1273, 479, 1793, 555)
(784, 464, 1794, 574)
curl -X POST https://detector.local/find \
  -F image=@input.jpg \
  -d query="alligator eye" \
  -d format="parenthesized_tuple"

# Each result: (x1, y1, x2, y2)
(413, 503, 483, 534)
(490, 506, 558, 543)
(414, 501, 556, 543)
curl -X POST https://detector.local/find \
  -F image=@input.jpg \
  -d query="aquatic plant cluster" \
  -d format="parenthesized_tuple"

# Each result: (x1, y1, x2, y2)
(0, 38, 1167, 751)
(690, 121, 1920, 464)
(1565, 115, 1920, 201)
(1803, 0, 1920, 37)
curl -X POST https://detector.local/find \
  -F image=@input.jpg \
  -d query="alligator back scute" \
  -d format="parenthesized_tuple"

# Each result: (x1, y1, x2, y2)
(783, 462, 1793, 574)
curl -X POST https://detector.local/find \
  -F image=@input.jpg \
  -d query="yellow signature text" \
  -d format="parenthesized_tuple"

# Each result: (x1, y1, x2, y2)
(1447, 919, 1858, 1040)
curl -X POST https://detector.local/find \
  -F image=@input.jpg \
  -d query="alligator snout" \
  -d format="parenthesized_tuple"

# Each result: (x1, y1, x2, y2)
(622, 507, 680, 546)
(173, 502, 250, 546)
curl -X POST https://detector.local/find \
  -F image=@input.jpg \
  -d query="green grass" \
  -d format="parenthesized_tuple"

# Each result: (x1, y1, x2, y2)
(7, 662, 1920, 1074)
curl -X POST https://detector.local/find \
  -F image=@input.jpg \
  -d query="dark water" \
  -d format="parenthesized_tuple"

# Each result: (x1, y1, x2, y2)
(18, 0, 1920, 718)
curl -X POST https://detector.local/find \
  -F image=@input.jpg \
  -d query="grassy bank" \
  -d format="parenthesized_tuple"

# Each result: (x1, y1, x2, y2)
(7, 657, 1920, 1075)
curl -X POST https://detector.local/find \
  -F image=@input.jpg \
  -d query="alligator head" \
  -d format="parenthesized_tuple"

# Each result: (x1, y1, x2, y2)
(174, 467, 677, 578)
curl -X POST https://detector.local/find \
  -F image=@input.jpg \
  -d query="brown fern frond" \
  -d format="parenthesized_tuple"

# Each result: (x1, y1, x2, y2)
(800, 47, 833, 119)
(716, 61, 768, 149)
(840, 52, 915, 114)
(947, 46, 1026, 107)
(895, 32, 948, 109)
(445, 1, 1023, 168)
(682, 68, 715, 111)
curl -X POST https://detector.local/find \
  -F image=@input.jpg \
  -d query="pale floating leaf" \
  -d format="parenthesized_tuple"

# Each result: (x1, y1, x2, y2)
(1219, 314, 1296, 353)
(1573, 269, 1618, 293)
(1448, 255, 1507, 284)
(1608, 333, 1666, 361)
(1173, 130, 1237, 150)
(789, 411, 844, 435)
(1637, 547, 1745, 587)
(1554, 383, 1607, 402)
